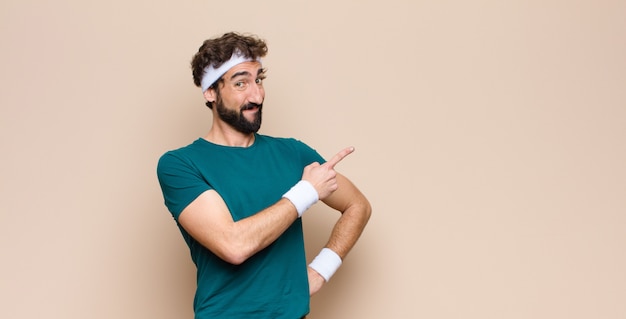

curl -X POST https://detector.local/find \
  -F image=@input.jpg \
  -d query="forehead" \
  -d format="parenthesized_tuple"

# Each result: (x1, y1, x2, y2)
(223, 61, 263, 79)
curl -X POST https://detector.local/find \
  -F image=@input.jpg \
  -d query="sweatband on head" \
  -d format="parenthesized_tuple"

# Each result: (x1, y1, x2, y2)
(282, 180, 319, 218)
(200, 50, 261, 92)
(309, 248, 342, 282)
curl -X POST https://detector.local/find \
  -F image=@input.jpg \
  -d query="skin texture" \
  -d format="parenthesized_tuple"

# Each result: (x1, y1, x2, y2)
(178, 61, 371, 296)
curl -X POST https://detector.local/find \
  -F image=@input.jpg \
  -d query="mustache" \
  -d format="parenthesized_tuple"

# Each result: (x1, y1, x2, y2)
(240, 102, 263, 111)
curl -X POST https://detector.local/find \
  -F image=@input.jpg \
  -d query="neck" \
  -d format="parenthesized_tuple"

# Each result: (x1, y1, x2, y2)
(204, 121, 256, 147)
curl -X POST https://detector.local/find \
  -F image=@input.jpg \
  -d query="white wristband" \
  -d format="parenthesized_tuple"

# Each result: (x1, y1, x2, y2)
(309, 248, 342, 282)
(282, 180, 319, 217)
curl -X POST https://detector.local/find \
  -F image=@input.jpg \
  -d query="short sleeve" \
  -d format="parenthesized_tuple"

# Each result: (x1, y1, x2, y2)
(291, 138, 326, 166)
(157, 152, 211, 219)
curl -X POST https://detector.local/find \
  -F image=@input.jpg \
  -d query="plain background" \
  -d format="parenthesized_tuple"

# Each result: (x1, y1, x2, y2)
(1, 1, 625, 318)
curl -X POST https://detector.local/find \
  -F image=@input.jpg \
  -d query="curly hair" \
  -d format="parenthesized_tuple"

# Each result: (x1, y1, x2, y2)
(191, 32, 268, 90)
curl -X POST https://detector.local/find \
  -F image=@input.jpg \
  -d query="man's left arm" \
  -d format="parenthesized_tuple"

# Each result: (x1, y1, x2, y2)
(308, 172, 372, 295)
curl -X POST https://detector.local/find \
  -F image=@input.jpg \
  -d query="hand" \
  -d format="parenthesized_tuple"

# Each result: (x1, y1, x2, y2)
(307, 266, 326, 296)
(302, 147, 354, 200)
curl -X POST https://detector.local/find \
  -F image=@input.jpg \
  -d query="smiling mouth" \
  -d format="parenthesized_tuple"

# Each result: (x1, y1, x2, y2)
(241, 103, 262, 111)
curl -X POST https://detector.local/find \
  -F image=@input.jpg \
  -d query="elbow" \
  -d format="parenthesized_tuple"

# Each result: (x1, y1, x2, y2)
(362, 198, 372, 222)
(343, 196, 372, 224)
(354, 192, 372, 218)
(353, 195, 372, 227)
(222, 252, 247, 265)
(216, 241, 255, 265)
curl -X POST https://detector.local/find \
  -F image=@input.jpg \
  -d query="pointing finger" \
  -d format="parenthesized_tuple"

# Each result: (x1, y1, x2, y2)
(325, 146, 355, 169)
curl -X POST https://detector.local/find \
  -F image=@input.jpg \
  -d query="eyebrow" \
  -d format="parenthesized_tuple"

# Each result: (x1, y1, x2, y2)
(229, 68, 265, 80)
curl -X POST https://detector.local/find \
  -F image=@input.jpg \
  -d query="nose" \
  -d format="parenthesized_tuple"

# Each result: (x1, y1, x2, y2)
(248, 82, 264, 105)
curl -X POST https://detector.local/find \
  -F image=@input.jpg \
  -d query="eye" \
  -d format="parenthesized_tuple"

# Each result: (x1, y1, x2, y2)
(234, 81, 246, 89)
(256, 72, 267, 85)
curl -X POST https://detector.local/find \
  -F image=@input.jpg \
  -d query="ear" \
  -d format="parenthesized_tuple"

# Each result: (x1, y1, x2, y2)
(203, 87, 216, 102)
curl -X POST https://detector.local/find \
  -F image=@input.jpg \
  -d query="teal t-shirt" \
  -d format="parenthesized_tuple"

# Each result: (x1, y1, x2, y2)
(157, 134, 325, 319)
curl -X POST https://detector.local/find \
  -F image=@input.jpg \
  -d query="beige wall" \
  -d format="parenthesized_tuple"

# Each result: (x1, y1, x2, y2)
(1, 0, 625, 318)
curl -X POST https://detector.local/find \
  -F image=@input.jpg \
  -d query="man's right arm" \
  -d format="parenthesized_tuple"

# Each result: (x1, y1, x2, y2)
(177, 146, 355, 265)
(178, 190, 299, 265)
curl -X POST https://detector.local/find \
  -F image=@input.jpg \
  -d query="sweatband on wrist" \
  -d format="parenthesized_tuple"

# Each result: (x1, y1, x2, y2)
(309, 248, 342, 282)
(282, 180, 318, 217)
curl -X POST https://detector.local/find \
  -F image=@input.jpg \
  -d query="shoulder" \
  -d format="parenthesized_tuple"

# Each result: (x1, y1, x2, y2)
(157, 139, 205, 173)
(256, 134, 325, 164)
(256, 134, 312, 150)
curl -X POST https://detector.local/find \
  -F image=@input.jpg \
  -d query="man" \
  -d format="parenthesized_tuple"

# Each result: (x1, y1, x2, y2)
(157, 32, 371, 319)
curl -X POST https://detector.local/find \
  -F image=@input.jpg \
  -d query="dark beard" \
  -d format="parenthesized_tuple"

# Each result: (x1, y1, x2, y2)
(215, 100, 263, 134)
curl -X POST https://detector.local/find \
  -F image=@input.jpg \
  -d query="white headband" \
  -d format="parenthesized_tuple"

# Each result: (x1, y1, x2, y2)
(200, 51, 261, 92)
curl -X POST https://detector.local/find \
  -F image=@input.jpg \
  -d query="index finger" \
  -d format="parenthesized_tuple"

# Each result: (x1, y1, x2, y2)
(325, 146, 355, 169)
